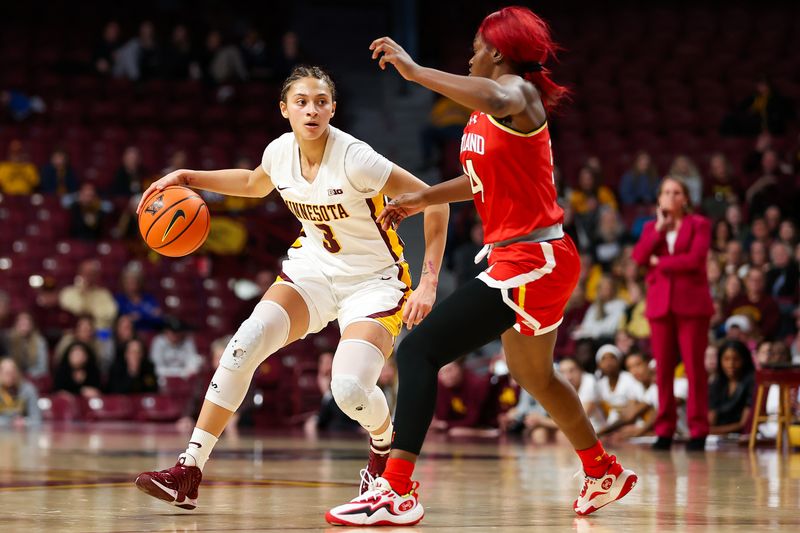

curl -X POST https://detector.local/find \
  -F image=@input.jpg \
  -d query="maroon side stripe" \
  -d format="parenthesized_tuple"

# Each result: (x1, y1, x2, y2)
(365, 197, 400, 262)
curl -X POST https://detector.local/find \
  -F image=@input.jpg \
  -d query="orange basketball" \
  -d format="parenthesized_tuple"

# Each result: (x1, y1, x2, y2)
(138, 186, 210, 257)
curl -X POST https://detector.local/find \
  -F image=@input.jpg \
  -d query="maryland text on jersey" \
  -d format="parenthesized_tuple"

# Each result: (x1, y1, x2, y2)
(284, 199, 351, 223)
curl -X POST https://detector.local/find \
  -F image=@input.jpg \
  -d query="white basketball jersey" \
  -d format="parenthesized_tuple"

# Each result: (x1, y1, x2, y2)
(261, 126, 405, 277)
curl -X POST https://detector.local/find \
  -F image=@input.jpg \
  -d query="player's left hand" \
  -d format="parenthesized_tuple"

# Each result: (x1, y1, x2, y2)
(370, 36, 420, 80)
(403, 278, 436, 330)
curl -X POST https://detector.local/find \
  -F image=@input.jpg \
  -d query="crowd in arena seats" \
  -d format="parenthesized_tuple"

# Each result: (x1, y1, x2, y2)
(0, 4, 799, 451)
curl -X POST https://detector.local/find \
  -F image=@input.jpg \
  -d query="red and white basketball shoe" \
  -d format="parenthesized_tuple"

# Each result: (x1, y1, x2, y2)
(134, 462, 202, 510)
(573, 457, 637, 516)
(360, 439, 390, 494)
(326, 477, 424, 526)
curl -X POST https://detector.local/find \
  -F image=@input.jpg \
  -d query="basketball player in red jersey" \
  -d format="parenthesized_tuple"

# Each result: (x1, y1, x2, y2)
(327, 7, 636, 526)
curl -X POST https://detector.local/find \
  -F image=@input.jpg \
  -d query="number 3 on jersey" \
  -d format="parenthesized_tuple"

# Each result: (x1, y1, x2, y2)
(315, 223, 342, 253)
(464, 159, 485, 203)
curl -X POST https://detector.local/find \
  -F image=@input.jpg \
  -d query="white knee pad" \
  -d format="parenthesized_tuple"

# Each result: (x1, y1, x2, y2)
(205, 300, 290, 411)
(330, 339, 389, 430)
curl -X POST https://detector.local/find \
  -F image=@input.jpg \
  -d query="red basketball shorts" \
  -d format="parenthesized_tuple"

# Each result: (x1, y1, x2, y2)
(477, 235, 580, 336)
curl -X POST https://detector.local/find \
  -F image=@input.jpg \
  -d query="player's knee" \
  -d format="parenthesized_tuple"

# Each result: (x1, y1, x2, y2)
(330, 374, 371, 419)
(219, 302, 290, 374)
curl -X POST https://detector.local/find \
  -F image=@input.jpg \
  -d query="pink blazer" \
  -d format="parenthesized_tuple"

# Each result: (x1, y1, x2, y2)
(632, 214, 714, 319)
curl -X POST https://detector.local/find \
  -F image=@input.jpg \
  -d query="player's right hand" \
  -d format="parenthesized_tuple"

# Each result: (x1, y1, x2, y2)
(136, 170, 188, 214)
(369, 36, 420, 80)
(377, 192, 427, 230)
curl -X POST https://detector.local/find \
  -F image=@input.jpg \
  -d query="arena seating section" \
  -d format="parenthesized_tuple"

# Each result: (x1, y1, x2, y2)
(1, 2, 798, 425)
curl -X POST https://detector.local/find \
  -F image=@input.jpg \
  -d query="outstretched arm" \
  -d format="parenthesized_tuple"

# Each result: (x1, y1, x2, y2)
(137, 166, 274, 214)
(370, 36, 528, 117)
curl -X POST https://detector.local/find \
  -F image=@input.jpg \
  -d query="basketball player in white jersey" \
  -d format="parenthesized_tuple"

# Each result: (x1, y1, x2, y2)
(133, 65, 448, 510)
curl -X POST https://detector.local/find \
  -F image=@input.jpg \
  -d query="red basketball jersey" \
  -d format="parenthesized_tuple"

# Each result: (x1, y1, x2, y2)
(459, 111, 563, 243)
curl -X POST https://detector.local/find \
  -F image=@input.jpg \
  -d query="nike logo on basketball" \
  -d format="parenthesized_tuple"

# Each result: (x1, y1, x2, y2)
(162, 209, 186, 241)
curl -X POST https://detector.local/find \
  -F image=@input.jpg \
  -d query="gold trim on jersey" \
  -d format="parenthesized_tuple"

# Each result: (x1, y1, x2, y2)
(487, 116, 547, 137)
(370, 261, 413, 337)
(366, 194, 405, 262)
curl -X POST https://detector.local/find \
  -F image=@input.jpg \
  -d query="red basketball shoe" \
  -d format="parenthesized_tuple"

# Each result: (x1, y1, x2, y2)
(326, 477, 424, 526)
(135, 461, 202, 510)
(573, 456, 637, 516)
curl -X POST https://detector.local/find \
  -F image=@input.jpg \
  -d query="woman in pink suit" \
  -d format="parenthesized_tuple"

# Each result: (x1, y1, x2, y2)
(633, 177, 713, 451)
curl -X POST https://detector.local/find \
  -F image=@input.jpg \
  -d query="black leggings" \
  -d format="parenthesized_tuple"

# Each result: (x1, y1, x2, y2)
(392, 277, 516, 455)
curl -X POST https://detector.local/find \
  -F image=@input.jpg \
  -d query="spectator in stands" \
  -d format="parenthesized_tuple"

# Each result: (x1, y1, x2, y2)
(572, 274, 627, 343)
(668, 155, 702, 206)
(705, 345, 719, 381)
(723, 240, 745, 277)
(0, 358, 41, 427)
(569, 166, 617, 218)
(112, 314, 137, 359)
(0, 290, 12, 330)
(738, 240, 769, 279)
(270, 31, 307, 81)
(721, 77, 794, 137)
(554, 284, 589, 359)
(745, 149, 787, 218)
(306, 351, 360, 434)
(598, 351, 658, 439)
(0, 139, 40, 195)
(633, 176, 713, 450)
(111, 146, 146, 197)
(39, 147, 78, 195)
(68, 183, 108, 241)
(711, 219, 733, 254)
(764, 205, 782, 239)
(723, 314, 753, 345)
(725, 204, 747, 243)
(558, 357, 604, 431)
(240, 27, 271, 80)
(727, 268, 780, 340)
(149, 316, 203, 379)
(110, 195, 147, 255)
(619, 151, 658, 206)
(93, 20, 123, 75)
(707, 254, 725, 301)
(419, 96, 472, 171)
(54, 315, 97, 362)
(53, 341, 102, 398)
(703, 153, 740, 219)
(1, 90, 46, 122)
(708, 340, 755, 436)
(162, 24, 200, 80)
(618, 281, 650, 340)
(114, 20, 161, 81)
(500, 388, 549, 442)
(432, 359, 491, 432)
(766, 241, 799, 303)
(594, 345, 645, 434)
(592, 206, 625, 268)
(200, 30, 248, 84)
(59, 259, 118, 331)
(31, 276, 72, 344)
(452, 219, 488, 287)
(4, 312, 48, 378)
(115, 263, 163, 331)
(106, 339, 158, 394)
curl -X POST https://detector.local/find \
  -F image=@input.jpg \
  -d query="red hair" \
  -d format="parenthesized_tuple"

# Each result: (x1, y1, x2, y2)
(478, 6, 568, 109)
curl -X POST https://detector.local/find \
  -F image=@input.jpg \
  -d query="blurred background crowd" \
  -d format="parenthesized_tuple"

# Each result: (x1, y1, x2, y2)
(0, 0, 798, 449)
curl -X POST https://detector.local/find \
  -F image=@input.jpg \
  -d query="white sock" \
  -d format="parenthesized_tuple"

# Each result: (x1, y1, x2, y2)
(370, 419, 393, 453)
(178, 428, 218, 471)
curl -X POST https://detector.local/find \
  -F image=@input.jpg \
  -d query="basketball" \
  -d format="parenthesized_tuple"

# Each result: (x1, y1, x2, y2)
(138, 185, 210, 257)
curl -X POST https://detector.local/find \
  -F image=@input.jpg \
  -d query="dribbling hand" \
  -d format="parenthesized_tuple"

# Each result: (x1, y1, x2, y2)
(136, 170, 188, 214)
(376, 192, 428, 231)
(369, 37, 420, 80)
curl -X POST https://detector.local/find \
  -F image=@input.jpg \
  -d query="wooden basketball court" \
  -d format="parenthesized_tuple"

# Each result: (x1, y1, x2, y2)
(1, 426, 797, 532)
